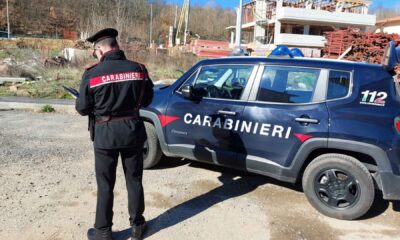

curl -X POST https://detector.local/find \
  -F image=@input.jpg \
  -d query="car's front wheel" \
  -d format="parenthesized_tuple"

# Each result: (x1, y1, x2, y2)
(302, 153, 374, 220)
(143, 122, 162, 169)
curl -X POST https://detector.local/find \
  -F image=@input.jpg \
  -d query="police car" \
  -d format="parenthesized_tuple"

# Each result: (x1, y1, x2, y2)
(140, 43, 400, 220)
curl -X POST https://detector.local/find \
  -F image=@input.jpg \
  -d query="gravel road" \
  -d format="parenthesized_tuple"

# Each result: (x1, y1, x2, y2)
(0, 110, 399, 240)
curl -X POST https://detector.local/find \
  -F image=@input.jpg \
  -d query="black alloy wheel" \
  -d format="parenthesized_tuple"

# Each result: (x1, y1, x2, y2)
(302, 154, 375, 220)
(314, 169, 360, 209)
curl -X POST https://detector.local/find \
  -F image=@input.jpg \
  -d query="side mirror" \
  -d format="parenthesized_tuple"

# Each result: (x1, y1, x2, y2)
(181, 84, 195, 100)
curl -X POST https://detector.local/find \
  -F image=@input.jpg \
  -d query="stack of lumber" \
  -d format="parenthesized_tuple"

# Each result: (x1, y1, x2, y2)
(190, 40, 231, 58)
(324, 28, 400, 63)
(324, 28, 400, 78)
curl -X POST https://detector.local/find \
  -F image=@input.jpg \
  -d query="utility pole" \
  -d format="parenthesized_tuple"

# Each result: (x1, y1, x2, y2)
(6, 0, 10, 38)
(183, 0, 190, 45)
(174, 5, 178, 28)
(235, 0, 243, 48)
(150, 3, 153, 47)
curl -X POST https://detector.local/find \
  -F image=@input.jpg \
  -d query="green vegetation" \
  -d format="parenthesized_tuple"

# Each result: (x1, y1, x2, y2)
(0, 49, 41, 62)
(148, 66, 183, 81)
(41, 104, 55, 113)
(0, 67, 83, 99)
(49, 48, 61, 58)
(0, 48, 199, 99)
(31, 68, 82, 99)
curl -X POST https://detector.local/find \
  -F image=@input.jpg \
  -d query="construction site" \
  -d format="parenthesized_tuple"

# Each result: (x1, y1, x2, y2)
(170, 0, 398, 64)
(172, 0, 400, 78)
(234, 0, 375, 55)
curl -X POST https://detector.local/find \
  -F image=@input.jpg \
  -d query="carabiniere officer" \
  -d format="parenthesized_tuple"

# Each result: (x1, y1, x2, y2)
(75, 28, 154, 240)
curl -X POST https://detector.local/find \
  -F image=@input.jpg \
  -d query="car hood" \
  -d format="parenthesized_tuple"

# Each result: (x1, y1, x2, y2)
(154, 84, 170, 91)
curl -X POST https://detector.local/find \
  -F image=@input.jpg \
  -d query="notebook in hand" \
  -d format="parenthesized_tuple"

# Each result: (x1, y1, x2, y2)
(63, 86, 79, 98)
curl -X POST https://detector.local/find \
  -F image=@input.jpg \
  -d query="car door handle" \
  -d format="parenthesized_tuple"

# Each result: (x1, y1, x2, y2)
(295, 118, 320, 124)
(218, 110, 237, 116)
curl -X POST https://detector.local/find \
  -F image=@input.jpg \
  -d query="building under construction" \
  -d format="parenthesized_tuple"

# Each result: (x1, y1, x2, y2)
(227, 0, 376, 56)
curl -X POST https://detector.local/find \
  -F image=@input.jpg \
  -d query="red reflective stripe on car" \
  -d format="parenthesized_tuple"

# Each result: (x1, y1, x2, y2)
(395, 118, 400, 134)
(294, 133, 312, 142)
(89, 72, 145, 88)
(158, 115, 180, 128)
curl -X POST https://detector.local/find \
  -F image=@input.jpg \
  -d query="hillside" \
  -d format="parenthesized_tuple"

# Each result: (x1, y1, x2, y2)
(0, 0, 235, 42)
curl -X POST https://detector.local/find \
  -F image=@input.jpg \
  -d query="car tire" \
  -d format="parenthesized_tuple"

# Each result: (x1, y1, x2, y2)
(302, 153, 374, 220)
(143, 122, 162, 169)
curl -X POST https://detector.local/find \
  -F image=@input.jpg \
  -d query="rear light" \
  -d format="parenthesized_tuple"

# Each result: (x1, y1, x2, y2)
(396, 117, 400, 134)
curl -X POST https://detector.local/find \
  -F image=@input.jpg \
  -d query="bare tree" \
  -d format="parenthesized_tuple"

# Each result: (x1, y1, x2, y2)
(0, 0, 235, 42)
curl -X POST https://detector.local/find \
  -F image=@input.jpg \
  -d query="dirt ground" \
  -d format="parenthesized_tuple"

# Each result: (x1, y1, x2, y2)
(0, 110, 399, 240)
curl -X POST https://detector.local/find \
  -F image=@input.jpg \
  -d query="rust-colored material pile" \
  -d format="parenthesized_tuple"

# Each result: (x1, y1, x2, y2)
(324, 28, 400, 78)
(190, 40, 231, 58)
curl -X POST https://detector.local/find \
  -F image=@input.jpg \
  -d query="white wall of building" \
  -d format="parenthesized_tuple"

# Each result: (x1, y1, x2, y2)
(376, 23, 400, 34)
(275, 34, 326, 47)
(276, 7, 376, 27)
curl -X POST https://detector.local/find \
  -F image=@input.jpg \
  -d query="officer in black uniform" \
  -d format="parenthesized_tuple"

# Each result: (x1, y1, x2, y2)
(75, 28, 154, 240)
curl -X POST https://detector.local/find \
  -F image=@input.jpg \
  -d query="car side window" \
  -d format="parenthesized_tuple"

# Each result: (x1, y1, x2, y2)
(327, 71, 351, 100)
(192, 65, 254, 100)
(257, 66, 320, 104)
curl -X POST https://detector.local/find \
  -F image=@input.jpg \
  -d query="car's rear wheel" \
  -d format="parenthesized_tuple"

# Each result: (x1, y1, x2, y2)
(302, 153, 374, 220)
(143, 122, 162, 169)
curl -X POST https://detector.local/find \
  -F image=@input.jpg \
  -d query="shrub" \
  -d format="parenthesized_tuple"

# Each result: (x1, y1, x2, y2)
(41, 104, 55, 113)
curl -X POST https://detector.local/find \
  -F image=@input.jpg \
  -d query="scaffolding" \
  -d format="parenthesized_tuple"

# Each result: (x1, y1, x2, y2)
(233, 0, 375, 55)
(176, 0, 190, 45)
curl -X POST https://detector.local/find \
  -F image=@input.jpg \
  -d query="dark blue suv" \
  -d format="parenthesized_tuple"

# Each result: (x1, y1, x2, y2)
(139, 44, 400, 220)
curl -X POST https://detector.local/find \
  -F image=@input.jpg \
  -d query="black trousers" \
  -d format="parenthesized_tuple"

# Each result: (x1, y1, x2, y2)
(94, 147, 145, 230)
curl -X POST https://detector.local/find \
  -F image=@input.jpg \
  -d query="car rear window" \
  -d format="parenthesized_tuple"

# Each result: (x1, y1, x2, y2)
(327, 71, 351, 100)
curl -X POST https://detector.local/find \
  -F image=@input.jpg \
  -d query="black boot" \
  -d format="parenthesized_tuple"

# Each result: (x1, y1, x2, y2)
(131, 223, 146, 240)
(87, 228, 113, 240)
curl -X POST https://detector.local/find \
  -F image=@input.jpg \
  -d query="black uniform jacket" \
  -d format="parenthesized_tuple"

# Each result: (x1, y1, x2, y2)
(76, 50, 154, 149)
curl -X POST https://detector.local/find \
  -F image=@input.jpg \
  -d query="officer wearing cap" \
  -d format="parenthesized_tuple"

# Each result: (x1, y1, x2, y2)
(76, 28, 153, 240)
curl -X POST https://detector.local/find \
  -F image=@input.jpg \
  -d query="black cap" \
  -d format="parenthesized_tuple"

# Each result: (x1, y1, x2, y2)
(86, 28, 118, 44)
